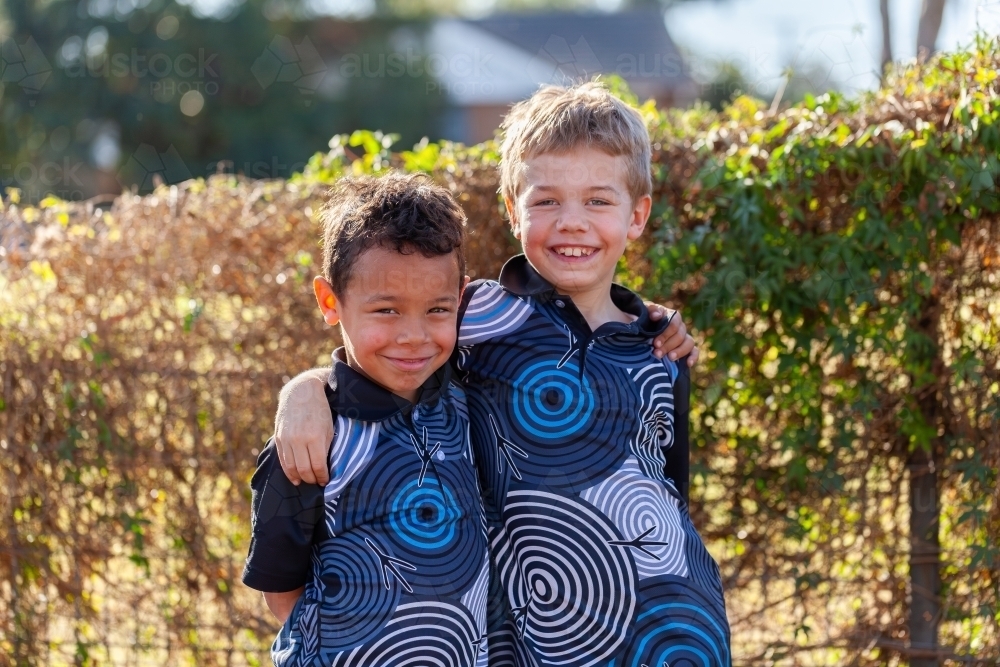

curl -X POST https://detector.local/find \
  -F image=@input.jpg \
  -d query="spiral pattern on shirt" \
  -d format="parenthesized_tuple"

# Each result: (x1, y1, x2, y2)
(580, 456, 688, 579)
(326, 601, 480, 667)
(335, 443, 483, 597)
(310, 528, 400, 651)
(485, 621, 541, 667)
(380, 406, 468, 460)
(618, 575, 731, 667)
(505, 357, 634, 491)
(493, 490, 637, 666)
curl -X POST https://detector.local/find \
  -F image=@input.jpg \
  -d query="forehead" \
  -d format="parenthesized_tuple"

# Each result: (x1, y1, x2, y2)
(345, 246, 461, 297)
(521, 147, 628, 191)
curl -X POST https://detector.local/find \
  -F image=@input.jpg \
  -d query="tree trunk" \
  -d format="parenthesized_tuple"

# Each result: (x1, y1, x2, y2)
(908, 301, 945, 667)
(916, 0, 947, 58)
(879, 0, 893, 78)
(908, 444, 941, 667)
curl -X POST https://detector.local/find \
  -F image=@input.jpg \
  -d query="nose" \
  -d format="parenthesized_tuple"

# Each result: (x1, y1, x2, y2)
(554, 200, 588, 233)
(395, 315, 431, 345)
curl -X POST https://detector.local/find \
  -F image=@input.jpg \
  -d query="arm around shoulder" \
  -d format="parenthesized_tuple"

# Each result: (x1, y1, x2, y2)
(274, 367, 336, 485)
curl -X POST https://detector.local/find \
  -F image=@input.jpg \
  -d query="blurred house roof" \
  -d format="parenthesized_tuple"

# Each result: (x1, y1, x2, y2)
(428, 9, 697, 108)
(306, 10, 697, 143)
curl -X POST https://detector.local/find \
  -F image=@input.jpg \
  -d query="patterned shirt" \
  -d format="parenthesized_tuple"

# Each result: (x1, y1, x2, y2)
(243, 350, 489, 667)
(456, 256, 730, 667)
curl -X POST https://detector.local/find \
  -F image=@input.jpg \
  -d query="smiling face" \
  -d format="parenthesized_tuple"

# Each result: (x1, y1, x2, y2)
(506, 146, 652, 308)
(314, 246, 462, 403)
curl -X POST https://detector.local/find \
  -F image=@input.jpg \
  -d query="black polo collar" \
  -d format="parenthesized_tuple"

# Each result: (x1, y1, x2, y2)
(325, 348, 450, 422)
(497, 254, 670, 338)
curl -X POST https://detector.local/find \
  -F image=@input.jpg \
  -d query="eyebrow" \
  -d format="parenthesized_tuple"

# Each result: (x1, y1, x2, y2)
(364, 294, 398, 304)
(363, 294, 459, 304)
(532, 185, 620, 194)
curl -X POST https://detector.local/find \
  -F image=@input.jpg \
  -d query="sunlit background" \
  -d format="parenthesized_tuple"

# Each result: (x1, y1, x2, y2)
(2, 1, 999, 665)
(1, 0, 998, 202)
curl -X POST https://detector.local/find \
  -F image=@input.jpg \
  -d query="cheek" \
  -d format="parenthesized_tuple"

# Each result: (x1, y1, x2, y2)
(347, 320, 394, 354)
(596, 216, 631, 246)
(518, 216, 546, 247)
(431, 320, 458, 354)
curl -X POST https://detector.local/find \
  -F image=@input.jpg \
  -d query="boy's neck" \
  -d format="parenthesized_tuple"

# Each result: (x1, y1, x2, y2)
(560, 284, 634, 331)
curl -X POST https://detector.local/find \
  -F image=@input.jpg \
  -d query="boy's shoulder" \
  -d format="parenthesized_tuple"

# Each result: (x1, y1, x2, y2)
(457, 278, 535, 346)
(459, 256, 669, 349)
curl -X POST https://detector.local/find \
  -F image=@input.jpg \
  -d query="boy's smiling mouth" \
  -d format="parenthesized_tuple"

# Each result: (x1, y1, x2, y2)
(381, 354, 435, 372)
(551, 245, 597, 258)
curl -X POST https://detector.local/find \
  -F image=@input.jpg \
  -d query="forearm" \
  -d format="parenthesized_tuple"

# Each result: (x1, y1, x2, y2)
(278, 367, 330, 407)
(263, 587, 304, 623)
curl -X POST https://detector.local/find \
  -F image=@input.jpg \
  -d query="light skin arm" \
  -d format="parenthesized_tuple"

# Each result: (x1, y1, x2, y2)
(274, 304, 698, 486)
(263, 587, 304, 624)
(274, 366, 334, 486)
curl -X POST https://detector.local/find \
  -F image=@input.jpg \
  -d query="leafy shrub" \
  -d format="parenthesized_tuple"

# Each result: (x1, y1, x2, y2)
(1, 40, 998, 666)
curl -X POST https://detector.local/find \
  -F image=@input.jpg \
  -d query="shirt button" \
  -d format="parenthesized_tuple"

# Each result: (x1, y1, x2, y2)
(554, 300, 565, 308)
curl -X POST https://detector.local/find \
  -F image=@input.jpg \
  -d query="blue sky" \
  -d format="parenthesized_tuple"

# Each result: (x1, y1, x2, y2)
(664, 0, 992, 93)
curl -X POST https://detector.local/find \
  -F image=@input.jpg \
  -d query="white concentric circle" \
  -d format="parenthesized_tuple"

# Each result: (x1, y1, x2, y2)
(580, 457, 688, 579)
(493, 490, 637, 666)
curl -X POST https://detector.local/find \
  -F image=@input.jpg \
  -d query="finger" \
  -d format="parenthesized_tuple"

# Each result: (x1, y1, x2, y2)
(688, 345, 700, 368)
(659, 330, 687, 358)
(654, 317, 685, 348)
(667, 314, 686, 337)
(277, 435, 302, 486)
(308, 435, 331, 486)
(296, 439, 319, 485)
(669, 333, 696, 361)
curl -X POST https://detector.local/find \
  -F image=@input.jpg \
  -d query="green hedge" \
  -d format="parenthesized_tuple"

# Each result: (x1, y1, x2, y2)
(1, 39, 998, 665)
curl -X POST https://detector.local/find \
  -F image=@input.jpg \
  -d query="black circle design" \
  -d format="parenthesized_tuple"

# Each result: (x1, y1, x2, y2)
(312, 528, 399, 651)
(326, 601, 480, 667)
(494, 490, 637, 666)
(338, 443, 485, 597)
(618, 575, 731, 667)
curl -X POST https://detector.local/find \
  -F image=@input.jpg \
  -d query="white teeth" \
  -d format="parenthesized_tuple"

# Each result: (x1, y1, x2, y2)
(556, 247, 593, 257)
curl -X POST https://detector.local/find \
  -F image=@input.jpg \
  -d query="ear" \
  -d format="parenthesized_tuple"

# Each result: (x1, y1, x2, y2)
(626, 194, 653, 241)
(313, 276, 341, 327)
(503, 196, 521, 239)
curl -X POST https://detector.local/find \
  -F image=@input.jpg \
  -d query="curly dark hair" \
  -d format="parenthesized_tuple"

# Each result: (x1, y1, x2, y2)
(320, 172, 467, 296)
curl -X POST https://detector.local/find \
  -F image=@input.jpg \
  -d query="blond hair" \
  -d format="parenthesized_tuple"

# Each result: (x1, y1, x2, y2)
(498, 81, 652, 206)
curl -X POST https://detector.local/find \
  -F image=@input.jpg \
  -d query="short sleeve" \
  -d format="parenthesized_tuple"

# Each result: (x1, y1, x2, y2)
(242, 440, 325, 592)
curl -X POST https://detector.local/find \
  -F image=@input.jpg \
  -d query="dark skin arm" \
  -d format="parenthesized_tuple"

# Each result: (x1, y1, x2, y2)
(263, 587, 304, 624)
